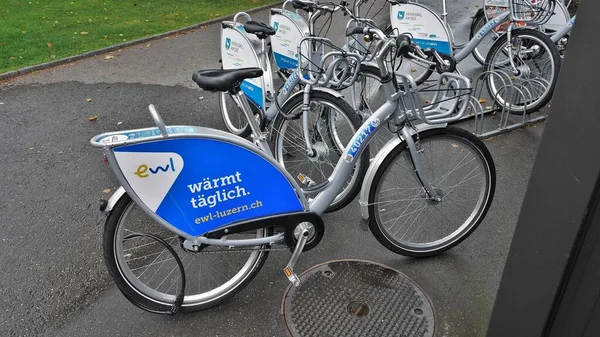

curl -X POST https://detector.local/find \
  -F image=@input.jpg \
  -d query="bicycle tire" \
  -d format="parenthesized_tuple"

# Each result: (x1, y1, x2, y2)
(484, 28, 561, 114)
(218, 90, 264, 138)
(104, 194, 270, 313)
(368, 126, 496, 257)
(272, 91, 369, 213)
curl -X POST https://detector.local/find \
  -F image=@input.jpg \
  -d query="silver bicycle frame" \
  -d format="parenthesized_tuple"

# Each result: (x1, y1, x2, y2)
(453, 11, 511, 62)
(550, 14, 575, 43)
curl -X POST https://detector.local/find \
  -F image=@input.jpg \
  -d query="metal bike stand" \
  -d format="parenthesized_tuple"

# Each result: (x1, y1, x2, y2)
(417, 69, 551, 139)
(280, 260, 435, 337)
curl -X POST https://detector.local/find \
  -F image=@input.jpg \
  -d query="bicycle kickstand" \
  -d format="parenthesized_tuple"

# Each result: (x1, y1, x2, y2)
(283, 222, 311, 287)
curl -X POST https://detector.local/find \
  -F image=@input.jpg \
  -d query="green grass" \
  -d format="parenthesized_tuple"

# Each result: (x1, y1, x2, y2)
(0, 0, 278, 74)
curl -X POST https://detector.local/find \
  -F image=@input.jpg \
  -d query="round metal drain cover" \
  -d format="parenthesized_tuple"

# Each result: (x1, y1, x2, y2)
(281, 260, 435, 337)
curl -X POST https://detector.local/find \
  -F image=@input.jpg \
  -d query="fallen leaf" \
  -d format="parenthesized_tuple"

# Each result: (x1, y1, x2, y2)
(47, 43, 53, 48)
(103, 188, 111, 193)
(88, 115, 98, 121)
(80, 31, 88, 35)
(105, 55, 114, 60)
(200, 25, 208, 29)
(478, 98, 486, 104)
(86, 98, 92, 102)
(146, 43, 151, 48)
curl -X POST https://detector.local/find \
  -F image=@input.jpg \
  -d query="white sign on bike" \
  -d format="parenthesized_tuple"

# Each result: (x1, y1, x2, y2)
(269, 10, 309, 70)
(221, 24, 270, 109)
(390, 3, 452, 55)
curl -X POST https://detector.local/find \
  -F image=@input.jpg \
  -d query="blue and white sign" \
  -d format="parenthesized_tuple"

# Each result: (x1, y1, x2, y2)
(114, 138, 304, 237)
(270, 10, 309, 69)
(390, 3, 452, 55)
(221, 23, 271, 109)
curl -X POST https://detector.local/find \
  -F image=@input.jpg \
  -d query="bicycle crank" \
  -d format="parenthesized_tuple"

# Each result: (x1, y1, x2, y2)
(283, 221, 324, 286)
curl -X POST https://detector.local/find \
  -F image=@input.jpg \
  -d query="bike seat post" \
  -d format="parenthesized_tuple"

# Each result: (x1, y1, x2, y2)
(230, 90, 272, 156)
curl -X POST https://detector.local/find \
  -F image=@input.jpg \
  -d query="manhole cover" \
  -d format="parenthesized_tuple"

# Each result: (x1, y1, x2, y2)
(281, 260, 435, 337)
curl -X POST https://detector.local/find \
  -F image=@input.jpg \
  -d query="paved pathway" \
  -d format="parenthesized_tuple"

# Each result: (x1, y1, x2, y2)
(0, 1, 545, 336)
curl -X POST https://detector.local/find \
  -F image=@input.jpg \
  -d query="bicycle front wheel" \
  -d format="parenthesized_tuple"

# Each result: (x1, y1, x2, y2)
(272, 91, 369, 212)
(104, 194, 270, 313)
(484, 28, 561, 114)
(368, 126, 496, 257)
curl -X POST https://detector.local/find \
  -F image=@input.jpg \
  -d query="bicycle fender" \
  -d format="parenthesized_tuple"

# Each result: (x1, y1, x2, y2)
(290, 86, 345, 101)
(102, 186, 127, 213)
(358, 123, 447, 221)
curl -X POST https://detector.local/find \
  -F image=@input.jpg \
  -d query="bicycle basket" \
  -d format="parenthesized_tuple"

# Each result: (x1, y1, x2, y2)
(510, 0, 556, 25)
(396, 73, 473, 125)
(296, 36, 363, 87)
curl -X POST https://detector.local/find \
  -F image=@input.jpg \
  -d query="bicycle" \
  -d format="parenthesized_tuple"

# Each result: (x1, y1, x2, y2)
(470, 0, 574, 64)
(91, 28, 496, 314)
(219, 2, 371, 211)
(387, 0, 561, 114)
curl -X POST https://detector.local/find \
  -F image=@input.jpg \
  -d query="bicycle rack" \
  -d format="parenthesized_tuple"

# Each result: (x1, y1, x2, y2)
(465, 69, 550, 139)
(417, 69, 550, 139)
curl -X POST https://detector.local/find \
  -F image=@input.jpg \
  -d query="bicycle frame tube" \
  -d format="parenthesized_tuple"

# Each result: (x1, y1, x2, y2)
(263, 70, 301, 121)
(231, 91, 273, 156)
(308, 78, 400, 215)
(551, 14, 575, 43)
(454, 11, 511, 62)
(309, 101, 398, 214)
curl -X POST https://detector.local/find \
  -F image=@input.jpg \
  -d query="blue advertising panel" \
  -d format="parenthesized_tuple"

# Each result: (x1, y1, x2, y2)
(113, 138, 304, 237)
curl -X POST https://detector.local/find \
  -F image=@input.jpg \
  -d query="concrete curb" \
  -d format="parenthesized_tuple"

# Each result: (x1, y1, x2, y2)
(0, 2, 282, 82)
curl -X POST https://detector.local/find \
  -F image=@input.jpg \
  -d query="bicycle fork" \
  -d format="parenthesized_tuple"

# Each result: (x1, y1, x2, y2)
(400, 126, 441, 201)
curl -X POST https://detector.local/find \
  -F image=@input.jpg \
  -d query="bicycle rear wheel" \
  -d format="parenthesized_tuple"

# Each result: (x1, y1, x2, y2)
(484, 28, 560, 114)
(104, 194, 270, 313)
(368, 126, 496, 257)
(272, 91, 369, 212)
(218, 91, 263, 138)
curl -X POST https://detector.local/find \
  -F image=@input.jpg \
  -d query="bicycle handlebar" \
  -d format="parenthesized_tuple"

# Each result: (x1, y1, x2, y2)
(345, 26, 413, 58)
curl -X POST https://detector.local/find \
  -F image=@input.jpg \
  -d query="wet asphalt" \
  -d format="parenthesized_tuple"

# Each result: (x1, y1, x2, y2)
(0, 1, 547, 336)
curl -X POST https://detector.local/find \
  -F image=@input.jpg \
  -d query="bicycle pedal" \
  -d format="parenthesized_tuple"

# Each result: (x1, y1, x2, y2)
(284, 267, 301, 287)
(283, 223, 310, 287)
(297, 173, 316, 187)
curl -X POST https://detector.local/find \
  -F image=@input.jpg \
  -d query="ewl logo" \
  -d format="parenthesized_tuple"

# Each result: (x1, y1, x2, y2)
(397, 11, 405, 20)
(114, 151, 184, 212)
(225, 37, 231, 50)
(135, 158, 176, 178)
(273, 22, 279, 32)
